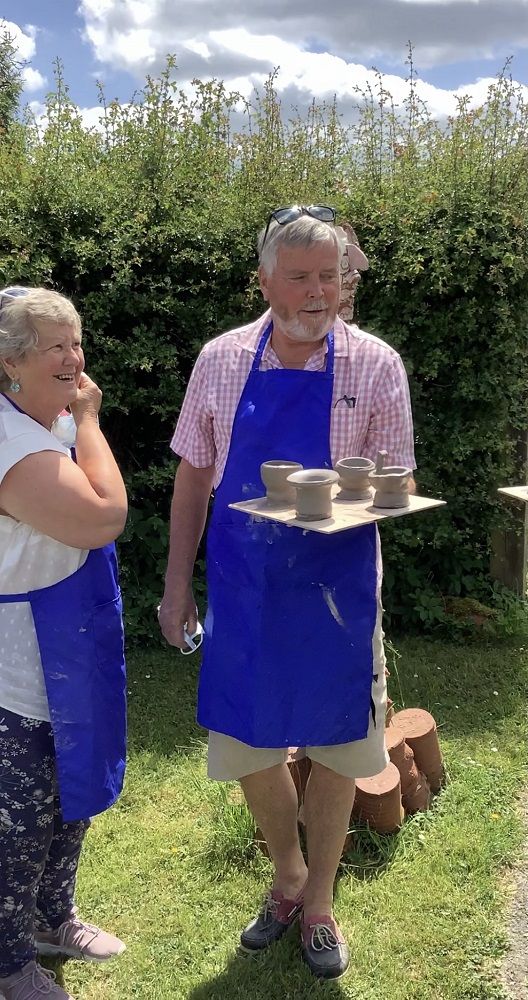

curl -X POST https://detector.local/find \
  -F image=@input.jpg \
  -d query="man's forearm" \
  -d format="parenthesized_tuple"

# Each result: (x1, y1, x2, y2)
(164, 459, 215, 590)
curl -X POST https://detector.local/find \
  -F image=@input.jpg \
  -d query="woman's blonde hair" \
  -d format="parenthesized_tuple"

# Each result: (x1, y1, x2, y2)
(0, 287, 82, 390)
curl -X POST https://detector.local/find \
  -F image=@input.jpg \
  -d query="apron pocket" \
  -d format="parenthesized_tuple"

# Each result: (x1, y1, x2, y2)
(92, 595, 125, 673)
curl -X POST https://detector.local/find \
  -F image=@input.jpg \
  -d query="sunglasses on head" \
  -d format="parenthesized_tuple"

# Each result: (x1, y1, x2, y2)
(261, 204, 336, 248)
(0, 287, 30, 317)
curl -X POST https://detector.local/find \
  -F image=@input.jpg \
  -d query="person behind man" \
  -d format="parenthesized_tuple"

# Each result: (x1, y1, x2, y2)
(0, 287, 128, 1000)
(159, 205, 416, 980)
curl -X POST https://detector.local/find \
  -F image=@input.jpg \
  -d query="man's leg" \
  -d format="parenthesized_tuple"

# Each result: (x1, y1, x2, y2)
(302, 762, 355, 916)
(296, 761, 355, 979)
(240, 763, 308, 897)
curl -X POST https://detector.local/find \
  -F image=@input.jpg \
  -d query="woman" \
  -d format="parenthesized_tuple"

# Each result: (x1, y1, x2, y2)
(0, 287, 128, 1000)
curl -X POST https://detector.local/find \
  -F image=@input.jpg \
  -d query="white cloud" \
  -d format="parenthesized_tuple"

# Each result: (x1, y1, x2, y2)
(22, 66, 47, 92)
(0, 19, 37, 60)
(1, 19, 47, 93)
(76, 0, 528, 121)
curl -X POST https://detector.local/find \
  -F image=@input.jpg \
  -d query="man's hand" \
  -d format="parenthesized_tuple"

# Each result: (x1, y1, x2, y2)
(158, 582, 198, 649)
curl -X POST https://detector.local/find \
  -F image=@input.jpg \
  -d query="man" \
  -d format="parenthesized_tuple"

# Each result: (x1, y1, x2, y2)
(159, 205, 416, 981)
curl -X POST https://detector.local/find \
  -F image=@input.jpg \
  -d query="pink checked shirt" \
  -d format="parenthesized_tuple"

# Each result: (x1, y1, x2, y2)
(171, 311, 416, 486)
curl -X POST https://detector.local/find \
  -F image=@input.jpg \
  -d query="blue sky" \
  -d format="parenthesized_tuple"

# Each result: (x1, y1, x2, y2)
(3, 0, 528, 122)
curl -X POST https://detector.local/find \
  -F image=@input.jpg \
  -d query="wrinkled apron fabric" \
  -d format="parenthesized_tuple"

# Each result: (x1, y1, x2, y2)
(198, 322, 378, 747)
(0, 545, 126, 821)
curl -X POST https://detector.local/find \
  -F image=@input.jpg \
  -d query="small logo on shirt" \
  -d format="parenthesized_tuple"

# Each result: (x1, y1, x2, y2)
(334, 394, 357, 409)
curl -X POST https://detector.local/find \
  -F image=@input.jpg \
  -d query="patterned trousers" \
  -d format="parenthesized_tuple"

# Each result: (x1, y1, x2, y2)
(0, 707, 89, 976)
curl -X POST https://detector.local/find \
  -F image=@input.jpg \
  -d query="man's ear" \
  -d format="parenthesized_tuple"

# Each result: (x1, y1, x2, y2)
(258, 265, 269, 302)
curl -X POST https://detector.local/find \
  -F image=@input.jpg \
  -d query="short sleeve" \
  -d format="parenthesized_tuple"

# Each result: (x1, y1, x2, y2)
(170, 349, 216, 467)
(363, 355, 416, 469)
(0, 425, 68, 486)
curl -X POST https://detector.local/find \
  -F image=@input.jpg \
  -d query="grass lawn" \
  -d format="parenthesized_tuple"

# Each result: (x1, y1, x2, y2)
(56, 634, 527, 999)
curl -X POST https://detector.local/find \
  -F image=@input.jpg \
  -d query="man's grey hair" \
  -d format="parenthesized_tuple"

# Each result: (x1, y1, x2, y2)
(258, 216, 346, 275)
(0, 287, 82, 390)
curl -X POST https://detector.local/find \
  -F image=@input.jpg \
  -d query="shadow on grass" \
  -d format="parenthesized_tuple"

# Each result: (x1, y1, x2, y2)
(187, 933, 349, 1000)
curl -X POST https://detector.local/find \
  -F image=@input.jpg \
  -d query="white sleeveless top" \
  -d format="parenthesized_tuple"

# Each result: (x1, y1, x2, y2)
(0, 396, 88, 721)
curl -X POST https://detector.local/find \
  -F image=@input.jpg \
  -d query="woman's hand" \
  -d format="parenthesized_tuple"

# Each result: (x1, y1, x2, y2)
(70, 373, 102, 422)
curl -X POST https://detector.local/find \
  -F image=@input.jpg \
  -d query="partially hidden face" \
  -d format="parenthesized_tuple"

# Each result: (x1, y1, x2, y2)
(9, 320, 84, 409)
(259, 241, 341, 343)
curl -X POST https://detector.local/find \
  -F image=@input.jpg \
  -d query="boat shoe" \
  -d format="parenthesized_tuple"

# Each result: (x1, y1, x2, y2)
(300, 913, 350, 980)
(240, 885, 305, 952)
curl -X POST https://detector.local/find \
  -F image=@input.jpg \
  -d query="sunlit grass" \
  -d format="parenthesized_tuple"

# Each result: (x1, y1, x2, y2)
(53, 635, 527, 999)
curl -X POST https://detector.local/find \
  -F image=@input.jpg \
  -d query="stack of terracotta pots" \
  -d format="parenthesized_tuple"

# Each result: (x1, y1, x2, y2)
(255, 706, 445, 855)
(352, 707, 444, 834)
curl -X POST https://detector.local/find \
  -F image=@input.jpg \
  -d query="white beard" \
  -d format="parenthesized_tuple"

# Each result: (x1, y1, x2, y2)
(275, 305, 335, 343)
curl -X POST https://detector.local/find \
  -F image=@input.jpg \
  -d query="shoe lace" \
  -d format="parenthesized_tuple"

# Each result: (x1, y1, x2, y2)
(59, 917, 99, 951)
(310, 922, 339, 952)
(17, 966, 58, 997)
(261, 893, 279, 923)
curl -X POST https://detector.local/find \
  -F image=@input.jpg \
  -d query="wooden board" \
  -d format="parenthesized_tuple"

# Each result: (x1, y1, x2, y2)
(498, 486, 528, 503)
(229, 491, 446, 534)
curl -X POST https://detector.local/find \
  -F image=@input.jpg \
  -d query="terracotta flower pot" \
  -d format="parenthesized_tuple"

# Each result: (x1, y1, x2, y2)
(402, 772, 431, 814)
(392, 708, 445, 792)
(352, 762, 404, 833)
(385, 725, 406, 770)
(400, 743, 419, 791)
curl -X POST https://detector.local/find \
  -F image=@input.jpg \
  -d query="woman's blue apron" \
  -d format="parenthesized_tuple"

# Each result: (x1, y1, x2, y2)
(197, 322, 378, 748)
(1, 543, 126, 823)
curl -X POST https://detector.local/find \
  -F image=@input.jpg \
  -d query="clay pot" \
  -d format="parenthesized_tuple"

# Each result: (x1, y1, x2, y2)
(392, 708, 445, 792)
(335, 457, 375, 501)
(402, 772, 431, 814)
(260, 460, 303, 506)
(384, 729, 432, 813)
(368, 449, 412, 509)
(352, 762, 404, 833)
(385, 725, 406, 770)
(287, 469, 339, 521)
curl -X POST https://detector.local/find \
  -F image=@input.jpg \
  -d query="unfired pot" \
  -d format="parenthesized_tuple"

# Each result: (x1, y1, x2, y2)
(261, 460, 303, 506)
(335, 457, 375, 501)
(287, 469, 339, 521)
(368, 450, 412, 509)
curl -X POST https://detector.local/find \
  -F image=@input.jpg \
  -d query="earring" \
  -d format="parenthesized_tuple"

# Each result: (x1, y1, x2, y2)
(9, 379, 21, 393)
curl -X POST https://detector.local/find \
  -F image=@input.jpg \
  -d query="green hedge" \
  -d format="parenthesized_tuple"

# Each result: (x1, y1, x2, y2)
(1, 50, 527, 636)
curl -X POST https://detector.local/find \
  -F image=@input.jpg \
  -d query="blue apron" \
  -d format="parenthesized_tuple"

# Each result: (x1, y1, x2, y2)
(1, 546, 126, 822)
(0, 395, 126, 821)
(197, 322, 378, 748)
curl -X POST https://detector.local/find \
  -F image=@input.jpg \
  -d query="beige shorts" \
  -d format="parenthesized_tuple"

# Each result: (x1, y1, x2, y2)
(208, 602, 389, 782)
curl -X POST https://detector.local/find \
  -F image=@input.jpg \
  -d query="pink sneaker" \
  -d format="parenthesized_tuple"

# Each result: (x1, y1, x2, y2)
(0, 961, 74, 999)
(34, 916, 125, 963)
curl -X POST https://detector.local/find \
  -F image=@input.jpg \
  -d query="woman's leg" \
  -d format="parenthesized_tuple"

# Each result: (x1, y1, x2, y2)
(35, 811, 89, 931)
(0, 709, 55, 977)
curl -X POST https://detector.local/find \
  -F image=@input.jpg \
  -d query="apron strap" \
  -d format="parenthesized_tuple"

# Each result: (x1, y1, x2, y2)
(251, 323, 273, 371)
